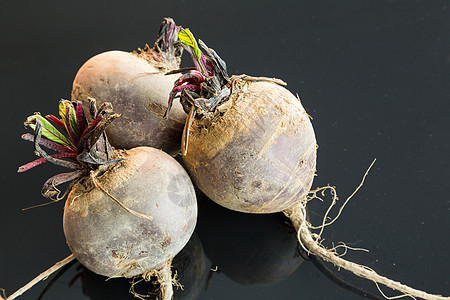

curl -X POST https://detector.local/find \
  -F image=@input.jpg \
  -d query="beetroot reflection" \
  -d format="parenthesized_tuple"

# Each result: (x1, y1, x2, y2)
(196, 192, 303, 287)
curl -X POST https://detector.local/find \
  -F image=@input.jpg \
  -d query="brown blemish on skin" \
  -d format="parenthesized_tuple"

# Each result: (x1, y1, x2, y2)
(146, 102, 166, 117)
(252, 180, 262, 188)
(181, 224, 187, 232)
(161, 236, 172, 248)
(112, 249, 126, 259)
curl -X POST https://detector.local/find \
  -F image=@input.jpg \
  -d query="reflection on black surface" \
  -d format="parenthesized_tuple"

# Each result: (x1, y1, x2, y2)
(195, 192, 387, 300)
(80, 233, 206, 300)
(195, 191, 303, 287)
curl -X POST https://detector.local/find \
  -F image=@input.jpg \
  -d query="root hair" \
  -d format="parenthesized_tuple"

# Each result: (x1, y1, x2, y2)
(131, 259, 175, 300)
(307, 158, 376, 240)
(284, 158, 450, 300)
(0, 254, 75, 300)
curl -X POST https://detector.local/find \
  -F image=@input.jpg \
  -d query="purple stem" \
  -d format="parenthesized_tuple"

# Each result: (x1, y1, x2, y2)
(165, 84, 201, 118)
(75, 101, 86, 140)
(78, 113, 103, 149)
(33, 119, 80, 170)
(21, 133, 74, 154)
(45, 115, 65, 131)
(17, 152, 78, 173)
(179, 44, 206, 75)
(174, 70, 206, 86)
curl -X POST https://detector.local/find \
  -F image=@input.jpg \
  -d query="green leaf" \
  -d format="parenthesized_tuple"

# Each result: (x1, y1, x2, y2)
(26, 115, 74, 149)
(59, 100, 78, 139)
(178, 28, 200, 61)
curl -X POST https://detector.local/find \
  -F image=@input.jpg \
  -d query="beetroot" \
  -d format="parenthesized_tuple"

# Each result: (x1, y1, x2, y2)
(164, 28, 316, 214)
(15, 99, 196, 299)
(164, 27, 450, 300)
(71, 18, 186, 155)
(182, 78, 316, 214)
(63, 146, 197, 278)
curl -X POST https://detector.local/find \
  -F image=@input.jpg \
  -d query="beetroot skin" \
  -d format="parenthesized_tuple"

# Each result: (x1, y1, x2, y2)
(72, 50, 186, 155)
(182, 79, 317, 214)
(63, 147, 197, 278)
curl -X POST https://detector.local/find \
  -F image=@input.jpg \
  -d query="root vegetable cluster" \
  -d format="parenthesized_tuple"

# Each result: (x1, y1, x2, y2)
(3, 18, 449, 300)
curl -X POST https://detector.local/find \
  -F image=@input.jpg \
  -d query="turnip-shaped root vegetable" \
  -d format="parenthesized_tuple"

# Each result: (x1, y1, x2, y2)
(63, 146, 197, 278)
(183, 78, 315, 214)
(71, 18, 186, 155)
(11, 99, 197, 300)
(165, 29, 315, 214)
(165, 28, 450, 300)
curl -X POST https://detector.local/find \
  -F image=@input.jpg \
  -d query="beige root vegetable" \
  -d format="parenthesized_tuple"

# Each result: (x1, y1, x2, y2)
(64, 146, 197, 279)
(4, 99, 197, 300)
(72, 18, 186, 155)
(164, 27, 450, 300)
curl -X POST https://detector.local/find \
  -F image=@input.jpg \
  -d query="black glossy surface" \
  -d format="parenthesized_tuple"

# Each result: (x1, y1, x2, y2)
(1, 1, 449, 299)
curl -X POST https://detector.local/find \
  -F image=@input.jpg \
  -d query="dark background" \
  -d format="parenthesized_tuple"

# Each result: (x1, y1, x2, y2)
(1, 1, 449, 299)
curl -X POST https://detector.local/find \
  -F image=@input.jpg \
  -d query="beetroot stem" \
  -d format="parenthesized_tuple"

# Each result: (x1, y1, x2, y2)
(44, 115, 65, 131)
(75, 101, 86, 138)
(21, 133, 74, 154)
(17, 152, 78, 173)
